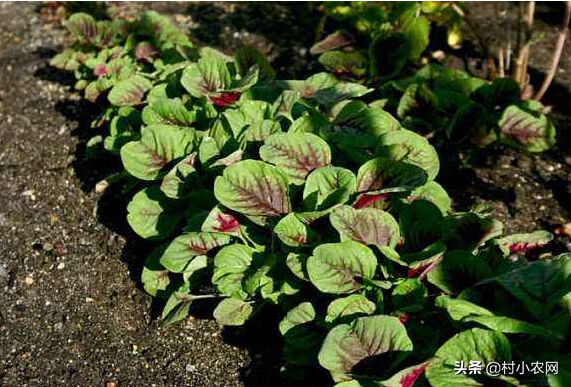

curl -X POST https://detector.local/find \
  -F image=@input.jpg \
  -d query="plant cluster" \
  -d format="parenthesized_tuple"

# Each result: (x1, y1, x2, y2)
(50, 9, 571, 387)
(311, 1, 557, 153)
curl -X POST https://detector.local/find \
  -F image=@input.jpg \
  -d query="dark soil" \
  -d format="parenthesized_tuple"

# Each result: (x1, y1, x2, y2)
(0, 2, 570, 387)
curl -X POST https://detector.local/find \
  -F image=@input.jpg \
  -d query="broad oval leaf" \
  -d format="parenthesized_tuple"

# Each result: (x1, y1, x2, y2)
(126, 186, 181, 240)
(499, 103, 556, 152)
(120, 124, 195, 181)
(279, 301, 316, 335)
(142, 98, 197, 126)
(259, 132, 332, 185)
(426, 328, 511, 387)
(303, 166, 356, 211)
(325, 294, 376, 324)
(214, 160, 291, 217)
(274, 213, 313, 247)
(108, 75, 152, 106)
(318, 315, 413, 382)
(330, 205, 400, 248)
(375, 130, 440, 182)
(307, 241, 377, 294)
(201, 206, 241, 236)
(356, 157, 427, 193)
(160, 232, 231, 273)
(213, 298, 253, 326)
(160, 153, 197, 199)
(212, 244, 254, 299)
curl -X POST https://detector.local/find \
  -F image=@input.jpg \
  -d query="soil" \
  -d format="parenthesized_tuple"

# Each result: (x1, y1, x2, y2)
(0, 2, 570, 387)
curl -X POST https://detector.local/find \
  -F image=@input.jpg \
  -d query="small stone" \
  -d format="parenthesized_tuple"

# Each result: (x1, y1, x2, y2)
(22, 189, 36, 201)
(43, 242, 53, 251)
(57, 262, 65, 270)
(49, 213, 60, 225)
(24, 276, 34, 286)
(185, 363, 197, 373)
(54, 322, 63, 330)
(53, 241, 68, 256)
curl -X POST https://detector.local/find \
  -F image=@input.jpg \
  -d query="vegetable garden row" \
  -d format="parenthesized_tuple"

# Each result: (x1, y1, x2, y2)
(48, 3, 571, 387)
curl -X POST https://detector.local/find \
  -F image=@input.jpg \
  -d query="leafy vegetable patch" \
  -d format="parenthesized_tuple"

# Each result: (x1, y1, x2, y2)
(51, 8, 569, 387)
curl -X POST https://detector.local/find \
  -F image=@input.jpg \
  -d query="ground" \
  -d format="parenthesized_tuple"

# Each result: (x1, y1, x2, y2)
(0, 2, 570, 387)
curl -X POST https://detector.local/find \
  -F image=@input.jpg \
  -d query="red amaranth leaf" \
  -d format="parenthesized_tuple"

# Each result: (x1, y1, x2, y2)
(135, 42, 158, 62)
(94, 64, 107, 77)
(509, 242, 541, 254)
(407, 263, 430, 278)
(353, 193, 389, 209)
(210, 92, 241, 107)
(399, 363, 428, 387)
(214, 213, 240, 233)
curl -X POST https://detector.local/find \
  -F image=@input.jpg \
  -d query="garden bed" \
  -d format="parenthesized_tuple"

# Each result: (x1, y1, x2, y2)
(0, 2, 570, 387)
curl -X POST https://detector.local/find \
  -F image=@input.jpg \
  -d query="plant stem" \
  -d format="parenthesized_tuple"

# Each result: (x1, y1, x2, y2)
(534, 1, 571, 100)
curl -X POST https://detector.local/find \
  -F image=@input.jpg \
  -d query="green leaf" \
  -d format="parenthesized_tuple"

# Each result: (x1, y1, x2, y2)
(234, 46, 275, 80)
(426, 328, 511, 387)
(407, 181, 452, 214)
(286, 252, 310, 282)
(325, 294, 376, 324)
(307, 241, 377, 294)
(391, 279, 427, 313)
(201, 206, 241, 237)
(318, 315, 413, 382)
(494, 230, 553, 256)
(212, 244, 254, 299)
(318, 51, 367, 79)
(161, 284, 193, 325)
(310, 30, 355, 55)
(279, 301, 316, 335)
(271, 90, 301, 121)
(259, 132, 332, 185)
(126, 186, 182, 240)
(375, 129, 440, 181)
(274, 213, 313, 247)
(181, 55, 231, 98)
(499, 103, 556, 152)
(356, 157, 427, 193)
(213, 298, 253, 326)
(281, 72, 372, 107)
(108, 75, 152, 106)
(214, 160, 291, 217)
(436, 295, 563, 339)
(484, 254, 571, 320)
(141, 245, 170, 297)
(330, 205, 400, 248)
(332, 101, 401, 141)
(160, 232, 231, 273)
(65, 13, 98, 43)
(120, 124, 195, 181)
(401, 16, 430, 60)
(303, 166, 356, 211)
(427, 251, 492, 294)
(142, 98, 197, 126)
(160, 153, 197, 199)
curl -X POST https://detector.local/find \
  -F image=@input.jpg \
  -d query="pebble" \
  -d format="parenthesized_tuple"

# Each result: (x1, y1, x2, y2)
(185, 363, 197, 373)
(53, 322, 63, 330)
(57, 262, 65, 270)
(24, 275, 34, 286)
